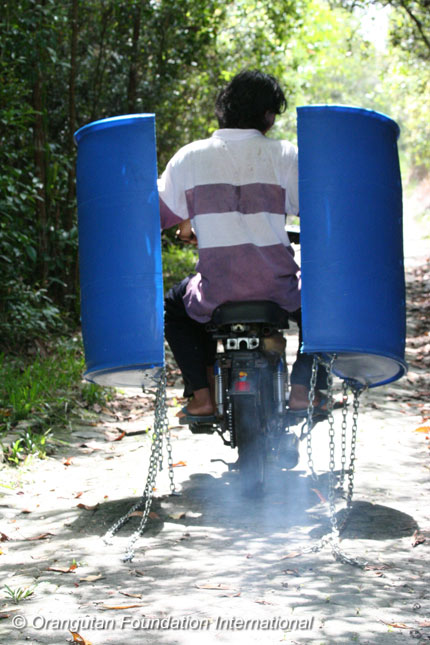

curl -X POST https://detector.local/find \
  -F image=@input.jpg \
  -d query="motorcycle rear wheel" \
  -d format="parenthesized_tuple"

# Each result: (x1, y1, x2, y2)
(233, 395, 265, 497)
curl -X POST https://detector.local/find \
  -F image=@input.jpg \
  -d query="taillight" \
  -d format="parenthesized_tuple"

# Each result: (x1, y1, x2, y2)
(234, 371, 250, 391)
(234, 381, 251, 392)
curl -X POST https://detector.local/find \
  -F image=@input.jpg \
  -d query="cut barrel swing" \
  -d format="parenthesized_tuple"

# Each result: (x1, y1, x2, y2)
(75, 114, 164, 388)
(297, 105, 407, 388)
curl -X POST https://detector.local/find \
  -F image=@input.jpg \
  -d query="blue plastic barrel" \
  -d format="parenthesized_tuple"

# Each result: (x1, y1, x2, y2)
(75, 114, 164, 387)
(297, 105, 407, 387)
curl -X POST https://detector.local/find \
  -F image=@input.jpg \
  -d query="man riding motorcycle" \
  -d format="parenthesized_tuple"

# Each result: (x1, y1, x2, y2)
(158, 70, 328, 423)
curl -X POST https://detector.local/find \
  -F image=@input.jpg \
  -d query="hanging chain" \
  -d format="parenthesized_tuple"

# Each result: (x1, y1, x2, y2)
(301, 356, 367, 568)
(339, 380, 349, 488)
(346, 388, 360, 512)
(305, 355, 319, 480)
(102, 368, 176, 562)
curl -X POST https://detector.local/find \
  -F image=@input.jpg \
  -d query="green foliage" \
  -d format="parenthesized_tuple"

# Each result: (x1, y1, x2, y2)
(0, 336, 102, 463)
(80, 382, 115, 407)
(3, 584, 36, 604)
(0, 338, 83, 422)
(162, 242, 198, 292)
(1, 0, 429, 356)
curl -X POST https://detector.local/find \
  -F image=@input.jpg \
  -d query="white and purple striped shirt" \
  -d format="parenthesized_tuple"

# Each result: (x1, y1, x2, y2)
(158, 128, 301, 322)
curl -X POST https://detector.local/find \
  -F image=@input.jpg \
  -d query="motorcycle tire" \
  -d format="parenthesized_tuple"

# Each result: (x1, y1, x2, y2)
(232, 395, 265, 497)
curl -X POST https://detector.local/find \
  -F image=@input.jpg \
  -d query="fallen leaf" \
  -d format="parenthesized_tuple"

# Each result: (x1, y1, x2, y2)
(311, 488, 327, 503)
(280, 551, 302, 560)
(172, 460, 187, 467)
(70, 631, 92, 644)
(386, 622, 410, 629)
(119, 591, 143, 599)
(378, 618, 411, 629)
(79, 574, 104, 583)
(415, 426, 430, 433)
(75, 492, 84, 499)
(148, 511, 160, 520)
(63, 457, 73, 466)
(77, 503, 99, 511)
(0, 532, 10, 542)
(129, 511, 143, 517)
(47, 563, 77, 573)
(105, 430, 126, 442)
(100, 603, 147, 610)
(26, 532, 54, 541)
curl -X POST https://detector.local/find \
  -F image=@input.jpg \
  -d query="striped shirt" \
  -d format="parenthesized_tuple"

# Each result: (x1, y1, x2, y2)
(158, 128, 300, 322)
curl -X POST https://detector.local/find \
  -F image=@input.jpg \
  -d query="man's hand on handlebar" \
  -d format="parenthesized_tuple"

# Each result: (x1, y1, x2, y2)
(176, 220, 198, 246)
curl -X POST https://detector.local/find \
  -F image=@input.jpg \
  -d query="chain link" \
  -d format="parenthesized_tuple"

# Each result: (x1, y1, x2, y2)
(102, 368, 175, 562)
(305, 355, 319, 480)
(339, 380, 349, 488)
(302, 356, 367, 568)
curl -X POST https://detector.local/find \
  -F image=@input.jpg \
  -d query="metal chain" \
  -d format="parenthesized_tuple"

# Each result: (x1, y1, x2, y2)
(301, 357, 367, 568)
(346, 388, 360, 511)
(339, 380, 349, 488)
(102, 368, 175, 562)
(305, 355, 319, 480)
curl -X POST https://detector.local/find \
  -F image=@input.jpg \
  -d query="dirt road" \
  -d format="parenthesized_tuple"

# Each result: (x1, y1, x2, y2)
(1, 196, 429, 645)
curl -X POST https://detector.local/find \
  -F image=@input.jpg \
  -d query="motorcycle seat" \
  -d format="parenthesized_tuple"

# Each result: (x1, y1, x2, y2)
(210, 300, 290, 328)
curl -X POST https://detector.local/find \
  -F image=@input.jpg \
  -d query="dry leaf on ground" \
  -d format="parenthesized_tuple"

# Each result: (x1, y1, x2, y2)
(280, 551, 302, 560)
(119, 591, 143, 599)
(79, 574, 105, 583)
(47, 563, 77, 573)
(378, 618, 411, 629)
(26, 532, 54, 541)
(100, 603, 147, 610)
(311, 488, 327, 503)
(77, 503, 99, 511)
(70, 631, 92, 644)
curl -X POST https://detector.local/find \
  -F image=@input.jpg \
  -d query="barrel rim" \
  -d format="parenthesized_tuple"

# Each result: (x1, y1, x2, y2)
(301, 348, 408, 388)
(297, 104, 400, 139)
(74, 113, 155, 145)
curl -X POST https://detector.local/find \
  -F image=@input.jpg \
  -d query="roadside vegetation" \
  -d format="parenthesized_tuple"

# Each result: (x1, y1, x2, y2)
(1, 0, 429, 465)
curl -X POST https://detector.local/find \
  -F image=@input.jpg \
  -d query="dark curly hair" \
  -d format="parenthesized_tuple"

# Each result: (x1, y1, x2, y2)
(215, 70, 287, 132)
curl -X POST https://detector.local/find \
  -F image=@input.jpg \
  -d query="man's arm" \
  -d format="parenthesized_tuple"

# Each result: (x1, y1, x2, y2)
(176, 219, 198, 246)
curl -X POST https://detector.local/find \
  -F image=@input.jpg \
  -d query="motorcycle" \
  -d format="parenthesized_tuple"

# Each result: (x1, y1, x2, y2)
(179, 227, 310, 495)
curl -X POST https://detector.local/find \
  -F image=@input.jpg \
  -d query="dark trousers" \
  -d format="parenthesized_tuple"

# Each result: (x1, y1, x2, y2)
(164, 276, 327, 397)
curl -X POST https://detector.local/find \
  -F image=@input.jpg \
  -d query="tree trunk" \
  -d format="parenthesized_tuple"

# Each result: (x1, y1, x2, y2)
(127, 2, 143, 112)
(66, 0, 79, 232)
(33, 67, 48, 282)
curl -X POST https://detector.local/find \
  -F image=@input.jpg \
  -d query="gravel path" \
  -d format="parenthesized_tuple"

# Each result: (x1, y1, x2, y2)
(1, 198, 429, 645)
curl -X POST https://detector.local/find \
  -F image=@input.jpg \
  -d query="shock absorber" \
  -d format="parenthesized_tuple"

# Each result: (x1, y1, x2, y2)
(274, 359, 286, 415)
(214, 361, 224, 416)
